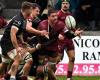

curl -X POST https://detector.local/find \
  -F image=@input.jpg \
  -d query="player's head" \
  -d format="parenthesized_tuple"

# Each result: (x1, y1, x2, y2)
(61, 0, 70, 11)
(31, 3, 40, 18)
(21, 1, 33, 18)
(48, 8, 58, 24)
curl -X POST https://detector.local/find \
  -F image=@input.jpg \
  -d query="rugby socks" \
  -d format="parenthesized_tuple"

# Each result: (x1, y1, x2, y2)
(67, 78, 73, 80)
(10, 76, 16, 80)
(67, 71, 72, 78)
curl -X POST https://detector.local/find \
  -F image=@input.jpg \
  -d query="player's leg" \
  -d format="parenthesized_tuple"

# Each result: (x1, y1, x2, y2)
(0, 56, 11, 78)
(34, 54, 47, 80)
(0, 62, 6, 78)
(35, 62, 57, 80)
(35, 65, 45, 80)
(6, 49, 21, 80)
(63, 38, 75, 80)
(47, 55, 58, 80)
(34, 53, 57, 80)
(48, 68, 56, 80)
(20, 52, 33, 80)
(66, 49, 75, 80)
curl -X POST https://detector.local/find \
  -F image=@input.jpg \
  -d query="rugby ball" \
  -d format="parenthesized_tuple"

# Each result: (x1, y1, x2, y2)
(65, 15, 76, 29)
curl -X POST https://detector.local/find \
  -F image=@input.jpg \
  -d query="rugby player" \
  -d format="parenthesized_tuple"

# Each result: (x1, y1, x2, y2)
(57, 0, 83, 80)
(16, 3, 48, 80)
(24, 7, 82, 80)
(37, 6, 83, 80)
(0, 2, 48, 80)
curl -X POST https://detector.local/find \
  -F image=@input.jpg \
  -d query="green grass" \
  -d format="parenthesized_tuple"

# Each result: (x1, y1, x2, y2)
(28, 76, 100, 80)
(57, 76, 100, 80)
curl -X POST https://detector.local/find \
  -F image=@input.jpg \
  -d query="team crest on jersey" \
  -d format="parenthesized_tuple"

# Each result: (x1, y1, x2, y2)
(14, 20, 21, 26)
(17, 21, 21, 25)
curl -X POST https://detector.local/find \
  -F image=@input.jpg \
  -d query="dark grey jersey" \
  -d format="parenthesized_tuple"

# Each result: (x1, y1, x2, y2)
(0, 12, 27, 55)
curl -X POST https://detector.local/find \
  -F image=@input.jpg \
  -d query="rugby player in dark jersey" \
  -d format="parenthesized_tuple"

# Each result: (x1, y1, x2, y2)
(19, 4, 49, 80)
(57, 0, 83, 80)
(15, 3, 49, 80)
(0, 2, 48, 80)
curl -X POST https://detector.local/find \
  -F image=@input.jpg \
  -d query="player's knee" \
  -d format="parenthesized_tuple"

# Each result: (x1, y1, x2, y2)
(14, 55, 21, 62)
(27, 59, 33, 65)
(48, 62, 56, 72)
(43, 65, 54, 74)
(13, 57, 22, 68)
(46, 65, 51, 72)
(69, 57, 75, 63)
(11, 62, 19, 70)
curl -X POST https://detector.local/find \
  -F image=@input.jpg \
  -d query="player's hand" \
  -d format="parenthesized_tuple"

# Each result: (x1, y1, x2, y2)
(16, 47, 27, 56)
(22, 42, 30, 48)
(74, 28, 83, 38)
(35, 43, 42, 50)
(39, 30, 49, 38)
(58, 34, 64, 40)
(16, 47, 23, 55)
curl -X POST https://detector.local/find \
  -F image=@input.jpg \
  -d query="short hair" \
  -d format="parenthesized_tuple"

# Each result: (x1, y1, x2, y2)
(48, 8, 57, 16)
(32, 3, 40, 9)
(21, 1, 33, 11)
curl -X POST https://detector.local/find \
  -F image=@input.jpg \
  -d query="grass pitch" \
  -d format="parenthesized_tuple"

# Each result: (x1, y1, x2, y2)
(57, 76, 100, 80)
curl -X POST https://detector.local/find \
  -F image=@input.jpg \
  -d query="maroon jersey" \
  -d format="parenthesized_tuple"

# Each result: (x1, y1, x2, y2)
(38, 20, 67, 52)
(57, 10, 75, 51)
(57, 10, 72, 23)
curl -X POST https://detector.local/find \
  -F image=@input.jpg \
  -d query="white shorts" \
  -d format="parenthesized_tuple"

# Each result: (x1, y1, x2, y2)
(1, 49, 32, 63)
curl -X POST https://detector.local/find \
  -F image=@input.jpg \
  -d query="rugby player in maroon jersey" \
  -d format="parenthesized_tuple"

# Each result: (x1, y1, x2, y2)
(38, 8, 83, 80)
(57, 0, 83, 80)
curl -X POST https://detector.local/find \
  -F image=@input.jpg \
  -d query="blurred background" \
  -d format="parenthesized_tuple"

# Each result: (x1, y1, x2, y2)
(0, 0, 100, 79)
(0, 0, 100, 32)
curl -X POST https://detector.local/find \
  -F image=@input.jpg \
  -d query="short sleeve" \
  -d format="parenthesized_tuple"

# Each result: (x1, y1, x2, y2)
(12, 19, 21, 29)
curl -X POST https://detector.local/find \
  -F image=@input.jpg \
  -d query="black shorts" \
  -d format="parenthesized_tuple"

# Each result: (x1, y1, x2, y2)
(38, 48, 58, 58)
(0, 38, 14, 56)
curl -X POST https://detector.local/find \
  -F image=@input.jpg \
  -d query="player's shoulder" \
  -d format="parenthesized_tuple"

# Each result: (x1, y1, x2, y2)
(39, 20, 48, 25)
(9, 12, 25, 28)
(38, 20, 48, 29)
(57, 10, 62, 16)
(57, 20, 65, 26)
(13, 12, 24, 21)
(11, 12, 24, 26)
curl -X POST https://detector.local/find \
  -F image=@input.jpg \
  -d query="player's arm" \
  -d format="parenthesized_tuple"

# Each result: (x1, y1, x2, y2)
(64, 30, 76, 39)
(10, 19, 23, 53)
(62, 23, 83, 39)
(26, 20, 48, 36)
(11, 26, 23, 55)
(10, 26, 19, 49)
(64, 28, 83, 39)
(25, 43, 41, 53)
